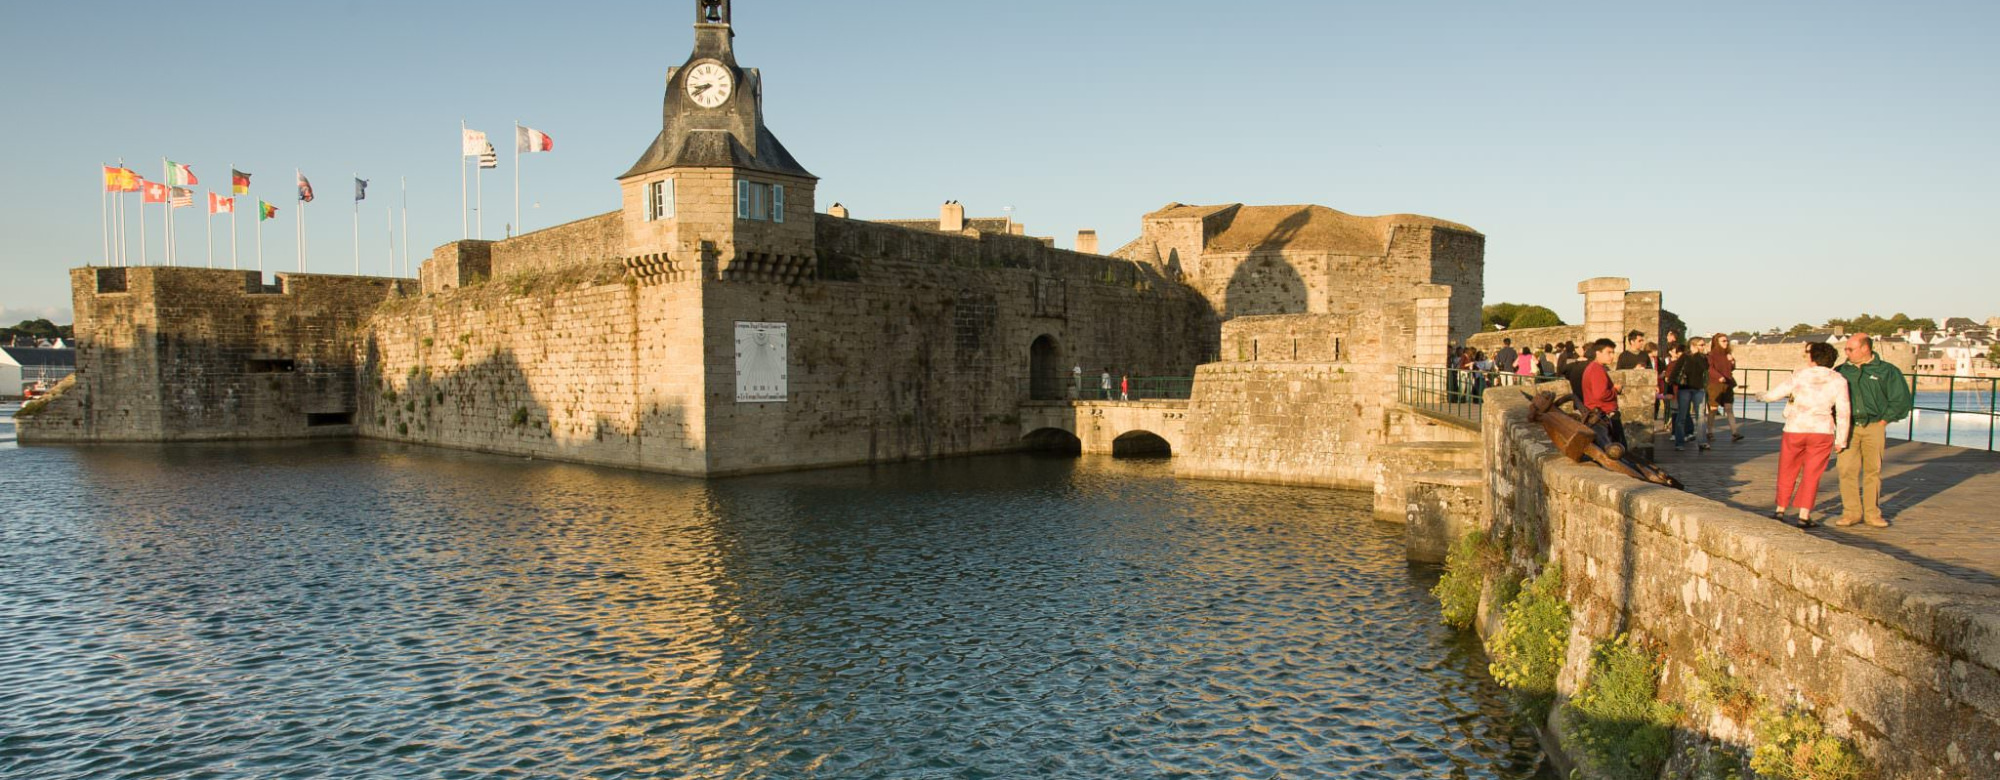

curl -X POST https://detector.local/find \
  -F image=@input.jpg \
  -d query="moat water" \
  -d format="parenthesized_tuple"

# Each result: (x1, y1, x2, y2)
(0, 432, 1547, 779)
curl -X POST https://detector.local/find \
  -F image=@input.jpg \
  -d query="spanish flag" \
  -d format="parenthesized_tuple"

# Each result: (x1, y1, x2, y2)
(232, 169, 251, 195)
(103, 166, 141, 193)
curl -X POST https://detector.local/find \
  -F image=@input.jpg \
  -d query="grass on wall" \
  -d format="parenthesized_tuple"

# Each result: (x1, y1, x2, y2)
(1487, 562, 1570, 718)
(1433, 530, 1493, 629)
(1751, 709, 1869, 780)
(1562, 633, 1678, 780)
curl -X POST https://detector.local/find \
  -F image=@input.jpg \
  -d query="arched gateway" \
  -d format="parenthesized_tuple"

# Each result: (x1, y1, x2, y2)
(1029, 335, 1064, 401)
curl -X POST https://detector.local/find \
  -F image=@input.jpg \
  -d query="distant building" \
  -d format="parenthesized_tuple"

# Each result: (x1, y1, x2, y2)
(0, 345, 75, 398)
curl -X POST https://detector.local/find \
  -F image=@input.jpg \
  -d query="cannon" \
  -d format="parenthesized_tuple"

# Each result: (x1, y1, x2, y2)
(1526, 391, 1683, 490)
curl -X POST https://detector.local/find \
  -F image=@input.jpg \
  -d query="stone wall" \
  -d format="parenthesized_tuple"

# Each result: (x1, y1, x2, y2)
(1469, 325, 1586, 356)
(357, 215, 1212, 476)
(488, 211, 624, 278)
(1731, 341, 1919, 395)
(1480, 389, 2000, 778)
(1176, 361, 1388, 489)
(21, 267, 415, 442)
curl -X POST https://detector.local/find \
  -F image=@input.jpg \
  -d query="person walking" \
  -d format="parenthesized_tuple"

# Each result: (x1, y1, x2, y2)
(1758, 342, 1850, 527)
(1100, 368, 1112, 401)
(1495, 339, 1518, 377)
(1119, 374, 1130, 402)
(1669, 338, 1711, 451)
(1704, 333, 1744, 443)
(1835, 334, 1913, 527)
(1514, 344, 1537, 376)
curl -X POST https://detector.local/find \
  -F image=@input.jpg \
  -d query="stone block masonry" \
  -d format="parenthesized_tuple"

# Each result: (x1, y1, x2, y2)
(20, 267, 417, 442)
(1478, 389, 2000, 778)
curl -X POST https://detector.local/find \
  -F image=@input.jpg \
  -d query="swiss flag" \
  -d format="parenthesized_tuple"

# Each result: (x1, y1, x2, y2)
(141, 180, 168, 204)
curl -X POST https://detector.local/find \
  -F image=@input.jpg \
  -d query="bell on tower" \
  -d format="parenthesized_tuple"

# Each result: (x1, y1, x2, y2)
(698, 0, 730, 25)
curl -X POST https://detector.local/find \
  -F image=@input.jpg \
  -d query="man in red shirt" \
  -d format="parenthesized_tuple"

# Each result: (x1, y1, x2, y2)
(1580, 338, 1626, 450)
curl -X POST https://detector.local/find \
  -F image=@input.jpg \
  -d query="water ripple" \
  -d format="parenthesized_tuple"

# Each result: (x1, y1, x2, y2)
(0, 440, 1546, 779)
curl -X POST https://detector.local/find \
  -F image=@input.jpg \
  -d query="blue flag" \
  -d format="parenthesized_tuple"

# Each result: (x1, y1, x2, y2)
(354, 178, 368, 202)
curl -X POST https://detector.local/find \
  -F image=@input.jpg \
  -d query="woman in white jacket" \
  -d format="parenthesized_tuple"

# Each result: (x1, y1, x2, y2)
(1756, 342, 1851, 528)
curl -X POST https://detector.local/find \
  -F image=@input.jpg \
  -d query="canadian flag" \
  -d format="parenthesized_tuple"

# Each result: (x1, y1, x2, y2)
(516, 125, 554, 154)
(209, 192, 235, 215)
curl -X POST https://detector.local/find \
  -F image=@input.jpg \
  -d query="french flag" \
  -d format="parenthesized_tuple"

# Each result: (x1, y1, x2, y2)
(517, 126, 554, 154)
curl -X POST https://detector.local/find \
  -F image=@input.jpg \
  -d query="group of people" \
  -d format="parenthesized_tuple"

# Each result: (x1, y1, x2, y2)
(1457, 329, 1914, 529)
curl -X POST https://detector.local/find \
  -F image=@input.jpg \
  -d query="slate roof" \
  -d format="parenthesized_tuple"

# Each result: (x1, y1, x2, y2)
(0, 347, 76, 368)
(621, 127, 813, 180)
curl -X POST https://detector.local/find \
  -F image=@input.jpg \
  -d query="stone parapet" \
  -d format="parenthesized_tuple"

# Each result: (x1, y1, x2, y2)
(1481, 389, 2000, 778)
(1404, 469, 1482, 563)
(1374, 441, 1481, 520)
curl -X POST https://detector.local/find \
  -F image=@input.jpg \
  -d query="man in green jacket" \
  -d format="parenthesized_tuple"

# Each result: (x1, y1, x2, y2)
(1834, 334, 1914, 527)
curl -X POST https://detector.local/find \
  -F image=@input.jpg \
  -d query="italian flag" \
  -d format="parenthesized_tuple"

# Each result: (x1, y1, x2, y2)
(166, 161, 199, 186)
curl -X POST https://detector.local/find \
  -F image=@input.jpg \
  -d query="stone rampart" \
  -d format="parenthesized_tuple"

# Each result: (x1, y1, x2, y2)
(20, 267, 415, 442)
(1480, 389, 2000, 778)
(488, 211, 625, 278)
(1176, 361, 1391, 489)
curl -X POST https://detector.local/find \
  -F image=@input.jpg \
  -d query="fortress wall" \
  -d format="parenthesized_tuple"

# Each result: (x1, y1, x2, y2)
(1730, 342, 1919, 395)
(1422, 227, 1487, 350)
(487, 212, 624, 278)
(1175, 361, 1389, 489)
(1480, 390, 2000, 778)
(696, 216, 1212, 474)
(357, 263, 708, 475)
(421, 241, 492, 294)
(20, 267, 414, 442)
(1468, 325, 1586, 356)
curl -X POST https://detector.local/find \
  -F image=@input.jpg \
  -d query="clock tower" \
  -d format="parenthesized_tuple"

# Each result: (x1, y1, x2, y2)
(619, 0, 817, 282)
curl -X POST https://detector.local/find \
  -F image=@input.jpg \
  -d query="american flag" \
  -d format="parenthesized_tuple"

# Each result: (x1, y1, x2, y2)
(169, 186, 194, 209)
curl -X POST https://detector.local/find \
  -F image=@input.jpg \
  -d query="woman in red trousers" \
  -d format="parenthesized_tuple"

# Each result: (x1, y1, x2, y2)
(1755, 342, 1851, 528)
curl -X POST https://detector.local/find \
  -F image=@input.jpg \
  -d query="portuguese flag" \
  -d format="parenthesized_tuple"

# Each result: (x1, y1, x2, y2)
(258, 200, 278, 221)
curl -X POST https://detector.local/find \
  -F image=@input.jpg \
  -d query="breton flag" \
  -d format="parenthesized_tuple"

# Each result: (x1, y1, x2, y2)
(354, 178, 368, 202)
(478, 141, 498, 169)
(516, 126, 554, 154)
(297, 172, 315, 203)
(209, 192, 235, 215)
(103, 166, 142, 192)
(259, 200, 278, 221)
(169, 186, 195, 209)
(141, 180, 168, 203)
(166, 161, 199, 186)
(461, 127, 488, 157)
(232, 169, 252, 194)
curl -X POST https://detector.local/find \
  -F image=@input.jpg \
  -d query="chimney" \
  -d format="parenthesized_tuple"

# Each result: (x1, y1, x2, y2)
(1009, 222, 1025, 236)
(1075, 229, 1099, 254)
(940, 201, 965, 232)
(828, 203, 849, 219)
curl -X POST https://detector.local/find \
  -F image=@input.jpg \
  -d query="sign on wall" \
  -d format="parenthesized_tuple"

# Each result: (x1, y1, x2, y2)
(734, 321, 788, 403)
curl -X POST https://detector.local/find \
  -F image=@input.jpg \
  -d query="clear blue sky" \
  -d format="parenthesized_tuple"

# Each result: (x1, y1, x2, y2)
(3, 0, 1995, 334)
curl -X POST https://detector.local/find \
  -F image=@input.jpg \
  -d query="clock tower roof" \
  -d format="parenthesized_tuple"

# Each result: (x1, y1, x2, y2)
(621, 0, 814, 181)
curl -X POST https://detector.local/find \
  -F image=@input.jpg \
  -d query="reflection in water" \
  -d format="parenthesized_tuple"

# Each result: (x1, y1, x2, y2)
(0, 440, 1547, 779)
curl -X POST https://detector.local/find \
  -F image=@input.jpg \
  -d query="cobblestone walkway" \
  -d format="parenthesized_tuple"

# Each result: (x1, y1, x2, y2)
(1654, 420, 2000, 586)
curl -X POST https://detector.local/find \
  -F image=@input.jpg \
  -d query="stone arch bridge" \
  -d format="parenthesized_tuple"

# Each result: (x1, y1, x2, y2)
(1018, 400, 1188, 457)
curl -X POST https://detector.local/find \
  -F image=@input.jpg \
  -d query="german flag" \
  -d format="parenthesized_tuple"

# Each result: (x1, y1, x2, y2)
(232, 169, 252, 195)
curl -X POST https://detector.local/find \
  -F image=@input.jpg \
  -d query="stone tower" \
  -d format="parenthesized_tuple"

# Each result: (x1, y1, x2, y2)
(619, 0, 818, 281)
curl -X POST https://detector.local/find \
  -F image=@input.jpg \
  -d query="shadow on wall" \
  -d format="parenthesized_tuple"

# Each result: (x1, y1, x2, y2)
(1023, 427, 1082, 455)
(1111, 430, 1171, 458)
(1223, 208, 1314, 319)
(357, 333, 695, 470)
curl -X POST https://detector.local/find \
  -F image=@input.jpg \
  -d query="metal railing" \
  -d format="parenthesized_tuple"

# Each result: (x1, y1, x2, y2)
(1734, 368, 2000, 453)
(1398, 366, 1565, 427)
(1075, 376, 1196, 402)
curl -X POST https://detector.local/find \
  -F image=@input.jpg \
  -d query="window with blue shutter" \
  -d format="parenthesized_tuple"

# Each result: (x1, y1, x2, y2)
(737, 180, 751, 219)
(772, 185, 785, 223)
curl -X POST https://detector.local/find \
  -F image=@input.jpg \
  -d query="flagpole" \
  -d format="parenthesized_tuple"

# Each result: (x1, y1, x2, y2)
(231, 200, 239, 270)
(116, 159, 127, 266)
(514, 120, 520, 237)
(161, 158, 170, 266)
(401, 177, 409, 277)
(352, 172, 360, 276)
(296, 169, 303, 272)
(460, 120, 468, 240)
(476, 158, 483, 240)
(257, 204, 264, 272)
(206, 197, 214, 268)
(100, 164, 109, 267)
(140, 186, 148, 267)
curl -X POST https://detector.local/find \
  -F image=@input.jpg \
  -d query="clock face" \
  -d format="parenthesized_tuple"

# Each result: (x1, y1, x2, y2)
(685, 62, 733, 109)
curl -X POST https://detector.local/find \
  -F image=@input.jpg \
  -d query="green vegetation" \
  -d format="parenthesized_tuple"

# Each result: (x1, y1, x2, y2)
(1482, 303, 1566, 333)
(1751, 709, 1868, 780)
(511, 407, 530, 428)
(1, 318, 72, 343)
(1487, 562, 1570, 715)
(1824, 313, 1937, 338)
(1433, 531, 1493, 629)
(1690, 653, 1761, 724)
(1989, 344, 2000, 365)
(1563, 634, 1678, 780)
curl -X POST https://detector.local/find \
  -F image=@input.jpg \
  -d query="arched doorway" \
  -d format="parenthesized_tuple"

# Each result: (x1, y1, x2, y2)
(1112, 431, 1172, 458)
(1029, 335, 1064, 400)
